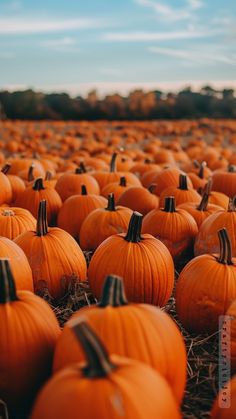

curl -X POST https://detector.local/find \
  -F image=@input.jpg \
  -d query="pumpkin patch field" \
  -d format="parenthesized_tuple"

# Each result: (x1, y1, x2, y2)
(0, 118, 236, 419)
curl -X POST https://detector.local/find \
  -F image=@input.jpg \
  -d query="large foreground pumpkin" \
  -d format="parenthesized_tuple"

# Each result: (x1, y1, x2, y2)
(88, 211, 174, 305)
(31, 320, 181, 419)
(0, 259, 60, 417)
(15, 200, 87, 299)
(176, 228, 236, 333)
(53, 274, 186, 404)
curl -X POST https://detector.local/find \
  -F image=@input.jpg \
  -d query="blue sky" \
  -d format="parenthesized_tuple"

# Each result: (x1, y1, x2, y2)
(0, 0, 236, 96)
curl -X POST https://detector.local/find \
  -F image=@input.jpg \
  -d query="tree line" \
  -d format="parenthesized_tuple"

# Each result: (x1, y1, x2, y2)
(0, 86, 235, 120)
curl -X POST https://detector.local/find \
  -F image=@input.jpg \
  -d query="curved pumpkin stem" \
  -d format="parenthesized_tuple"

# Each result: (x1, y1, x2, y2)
(218, 228, 233, 265)
(148, 184, 157, 194)
(106, 193, 116, 211)
(98, 275, 128, 307)
(71, 320, 116, 377)
(81, 185, 88, 195)
(125, 211, 143, 243)
(110, 153, 117, 173)
(33, 178, 45, 191)
(28, 164, 35, 182)
(36, 200, 48, 236)
(197, 192, 209, 211)
(1, 163, 11, 175)
(228, 197, 236, 212)
(45, 171, 52, 181)
(79, 162, 87, 173)
(0, 259, 18, 304)
(178, 174, 188, 190)
(163, 196, 176, 212)
(203, 179, 212, 196)
(119, 176, 126, 187)
(198, 161, 207, 179)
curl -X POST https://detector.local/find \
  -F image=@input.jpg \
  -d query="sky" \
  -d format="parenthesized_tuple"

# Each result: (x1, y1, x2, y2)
(0, 0, 236, 97)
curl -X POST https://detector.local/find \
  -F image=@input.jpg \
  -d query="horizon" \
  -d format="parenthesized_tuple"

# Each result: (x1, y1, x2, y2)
(1, 0, 236, 96)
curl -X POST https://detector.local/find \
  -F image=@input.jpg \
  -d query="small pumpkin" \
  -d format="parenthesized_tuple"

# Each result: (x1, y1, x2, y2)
(142, 196, 198, 263)
(159, 174, 201, 207)
(178, 192, 222, 228)
(101, 176, 132, 201)
(117, 185, 159, 215)
(88, 211, 174, 305)
(212, 165, 236, 198)
(15, 200, 87, 299)
(151, 167, 193, 196)
(176, 228, 236, 333)
(0, 258, 60, 417)
(80, 193, 132, 250)
(53, 274, 187, 404)
(58, 184, 107, 241)
(55, 166, 100, 201)
(0, 207, 36, 240)
(1, 163, 26, 204)
(31, 320, 181, 419)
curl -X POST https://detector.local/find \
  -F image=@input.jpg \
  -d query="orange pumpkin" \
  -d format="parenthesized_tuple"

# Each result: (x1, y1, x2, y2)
(1, 163, 26, 204)
(142, 196, 198, 263)
(101, 176, 132, 201)
(117, 185, 159, 215)
(176, 228, 236, 333)
(0, 258, 60, 417)
(55, 167, 100, 201)
(80, 193, 132, 250)
(32, 320, 181, 419)
(0, 207, 36, 240)
(53, 274, 186, 404)
(159, 174, 201, 207)
(212, 165, 236, 198)
(178, 192, 222, 228)
(88, 211, 174, 305)
(15, 200, 87, 299)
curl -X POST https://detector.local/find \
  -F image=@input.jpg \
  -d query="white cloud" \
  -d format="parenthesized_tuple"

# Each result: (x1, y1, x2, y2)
(134, 0, 204, 22)
(39, 37, 80, 53)
(148, 46, 236, 66)
(102, 28, 224, 42)
(0, 17, 105, 35)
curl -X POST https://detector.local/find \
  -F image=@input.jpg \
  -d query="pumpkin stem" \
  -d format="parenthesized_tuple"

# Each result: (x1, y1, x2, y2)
(79, 162, 87, 173)
(197, 192, 209, 211)
(163, 196, 176, 212)
(125, 211, 143, 243)
(81, 185, 88, 195)
(45, 171, 52, 181)
(119, 176, 126, 187)
(218, 228, 233, 265)
(33, 178, 45, 191)
(193, 160, 200, 168)
(106, 193, 116, 211)
(36, 200, 48, 236)
(198, 161, 206, 179)
(0, 259, 18, 304)
(71, 320, 116, 377)
(1, 163, 11, 175)
(148, 184, 157, 194)
(228, 197, 236, 212)
(203, 179, 212, 195)
(28, 164, 35, 182)
(228, 165, 236, 173)
(110, 153, 117, 173)
(98, 275, 128, 307)
(178, 174, 188, 190)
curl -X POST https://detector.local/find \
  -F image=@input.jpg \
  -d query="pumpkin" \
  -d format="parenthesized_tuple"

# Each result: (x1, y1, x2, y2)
(0, 258, 60, 417)
(212, 165, 236, 198)
(159, 174, 201, 207)
(58, 184, 107, 241)
(176, 228, 236, 333)
(88, 211, 174, 305)
(101, 176, 132, 201)
(92, 153, 141, 190)
(151, 167, 193, 196)
(31, 320, 181, 419)
(53, 274, 186, 403)
(16, 177, 62, 226)
(142, 196, 198, 263)
(0, 236, 33, 291)
(211, 375, 236, 419)
(7, 158, 45, 177)
(117, 185, 159, 215)
(15, 200, 87, 299)
(0, 207, 36, 240)
(202, 179, 229, 209)
(178, 192, 222, 228)
(55, 166, 100, 201)
(80, 193, 132, 250)
(0, 167, 12, 205)
(1, 163, 26, 204)
(194, 198, 236, 257)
